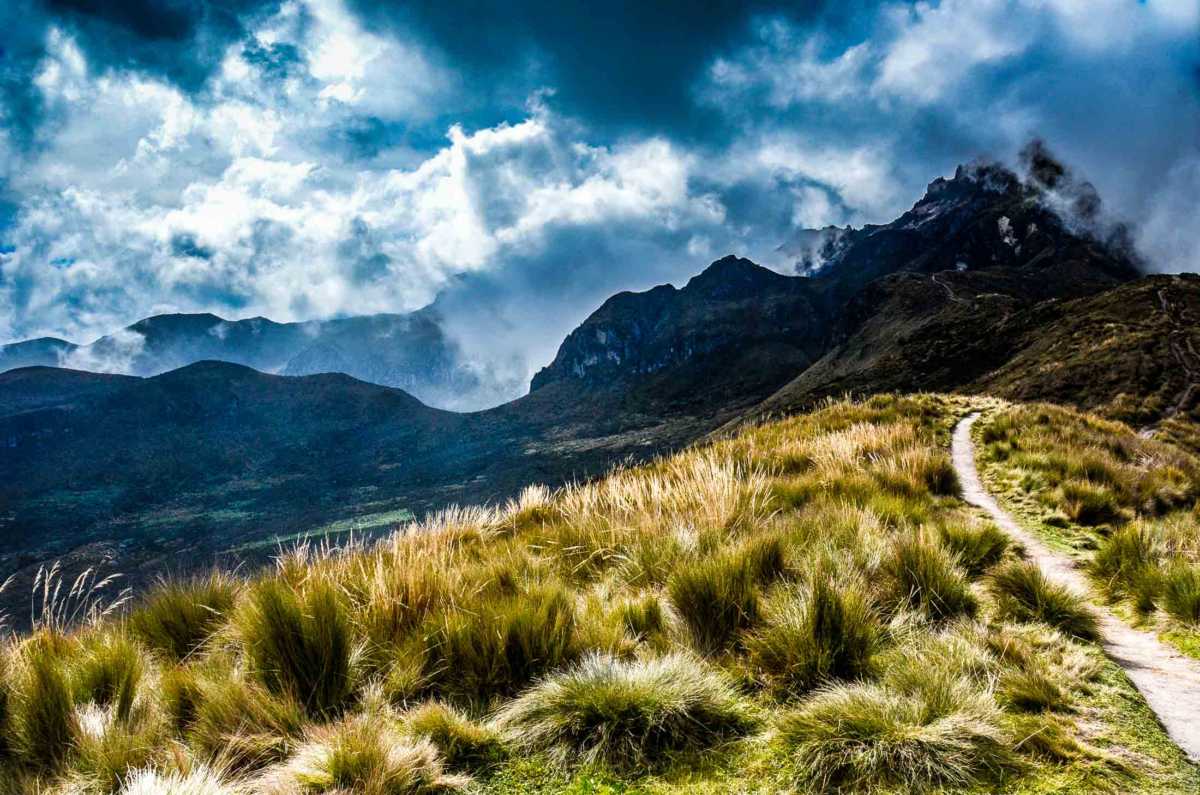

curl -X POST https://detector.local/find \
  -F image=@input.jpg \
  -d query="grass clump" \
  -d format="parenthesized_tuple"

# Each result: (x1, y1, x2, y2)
(73, 631, 145, 723)
(880, 533, 978, 621)
(403, 701, 506, 772)
(989, 561, 1100, 640)
(1161, 563, 1200, 624)
(187, 670, 306, 772)
(5, 631, 79, 772)
(495, 652, 756, 770)
(668, 542, 772, 655)
(257, 713, 468, 794)
(128, 572, 237, 660)
(1058, 480, 1122, 526)
(426, 583, 577, 706)
(120, 764, 242, 794)
(236, 577, 355, 718)
(939, 520, 1009, 575)
(746, 576, 881, 697)
(776, 675, 1009, 792)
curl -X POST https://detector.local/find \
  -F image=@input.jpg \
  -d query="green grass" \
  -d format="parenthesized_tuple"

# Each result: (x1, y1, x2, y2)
(989, 561, 1100, 640)
(494, 653, 756, 770)
(2, 394, 1198, 793)
(881, 531, 979, 621)
(979, 403, 1200, 657)
(128, 571, 237, 660)
(236, 576, 355, 718)
(745, 575, 881, 697)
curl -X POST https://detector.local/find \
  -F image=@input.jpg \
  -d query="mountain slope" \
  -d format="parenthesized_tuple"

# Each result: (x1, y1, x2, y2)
(1, 155, 1177, 623)
(1, 308, 482, 409)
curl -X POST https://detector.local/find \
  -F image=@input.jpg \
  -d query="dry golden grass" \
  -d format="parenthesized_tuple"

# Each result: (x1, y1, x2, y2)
(0, 393, 1189, 793)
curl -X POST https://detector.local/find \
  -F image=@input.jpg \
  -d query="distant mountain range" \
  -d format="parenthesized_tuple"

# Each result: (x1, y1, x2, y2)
(3, 153, 1196, 624)
(0, 307, 486, 410)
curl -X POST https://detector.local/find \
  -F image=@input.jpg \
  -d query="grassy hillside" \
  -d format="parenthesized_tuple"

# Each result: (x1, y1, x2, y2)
(1, 395, 1197, 793)
(977, 403, 1200, 658)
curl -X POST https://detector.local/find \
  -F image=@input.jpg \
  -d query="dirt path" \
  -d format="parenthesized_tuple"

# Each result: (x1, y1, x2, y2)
(953, 413, 1200, 762)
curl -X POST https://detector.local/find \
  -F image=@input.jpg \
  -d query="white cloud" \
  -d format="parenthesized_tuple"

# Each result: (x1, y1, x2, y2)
(1137, 156, 1200, 274)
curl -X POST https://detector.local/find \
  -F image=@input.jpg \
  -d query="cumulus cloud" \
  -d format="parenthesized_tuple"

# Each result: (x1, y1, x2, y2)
(0, 0, 1197, 405)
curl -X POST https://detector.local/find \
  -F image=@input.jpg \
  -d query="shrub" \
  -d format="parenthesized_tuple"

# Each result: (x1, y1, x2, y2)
(746, 577, 880, 697)
(776, 678, 1009, 792)
(668, 549, 764, 655)
(403, 701, 506, 772)
(128, 573, 236, 660)
(880, 534, 978, 621)
(6, 631, 78, 771)
(939, 522, 1009, 575)
(989, 562, 1099, 640)
(257, 714, 468, 794)
(494, 653, 756, 769)
(426, 584, 577, 705)
(72, 631, 145, 723)
(237, 578, 355, 717)
(1161, 564, 1200, 624)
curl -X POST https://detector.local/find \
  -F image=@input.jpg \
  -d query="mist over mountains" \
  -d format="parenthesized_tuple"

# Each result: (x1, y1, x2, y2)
(6, 152, 1192, 626)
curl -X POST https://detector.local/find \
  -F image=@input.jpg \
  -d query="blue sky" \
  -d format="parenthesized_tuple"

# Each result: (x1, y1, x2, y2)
(0, 0, 1197, 394)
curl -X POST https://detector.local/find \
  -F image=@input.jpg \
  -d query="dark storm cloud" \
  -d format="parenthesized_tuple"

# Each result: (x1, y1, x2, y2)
(343, 0, 866, 139)
(0, 0, 283, 149)
(42, 0, 283, 90)
(1, 0, 1197, 406)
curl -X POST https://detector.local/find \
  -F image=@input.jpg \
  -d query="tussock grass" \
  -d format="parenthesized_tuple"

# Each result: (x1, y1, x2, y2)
(121, 764, 243, 795)
(746, 575, 881, 697)
(880, 532, 978, 621)
(776, 676, 1010, 792)
(939, 520, 1010, 575)
(5, 630, 79, 771)
(668, 548, 763, 655)
(73, 631, 145, 723)
(403, 701, 506, 772)
(2, 394, 1182, 792)
(256, 713, 468, 794)
(425, 583, 577, 705)
(989, 561, 1100, 640)
(1162, 563, 1200, 624)
(494, 652, 756, 769)
(187, 669, 305, 771)
(235, 577, 355, 717)
(128, 572, 237, 661)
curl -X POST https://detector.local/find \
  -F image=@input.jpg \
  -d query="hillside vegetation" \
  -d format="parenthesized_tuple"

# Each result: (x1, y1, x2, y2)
(979, 403, 1200, 657)
(2, 395, 1197, 793)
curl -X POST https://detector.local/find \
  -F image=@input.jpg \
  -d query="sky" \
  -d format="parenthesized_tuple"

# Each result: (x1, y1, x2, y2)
(0, 0, 1197, 402)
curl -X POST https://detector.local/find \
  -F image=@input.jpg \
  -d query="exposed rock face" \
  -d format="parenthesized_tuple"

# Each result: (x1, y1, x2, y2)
(530, 256, 829, 395)
(532, 157, 1139, 407)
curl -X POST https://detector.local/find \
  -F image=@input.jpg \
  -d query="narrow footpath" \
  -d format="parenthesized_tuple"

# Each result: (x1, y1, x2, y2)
(953, 413, 1200, 763)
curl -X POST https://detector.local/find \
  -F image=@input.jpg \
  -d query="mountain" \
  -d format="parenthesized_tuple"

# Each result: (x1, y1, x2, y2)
(2, 153, 1186, 624)
(0, 336, 78, 370)
(530, 256, 833, 416)
(2, 308, 484, 409)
